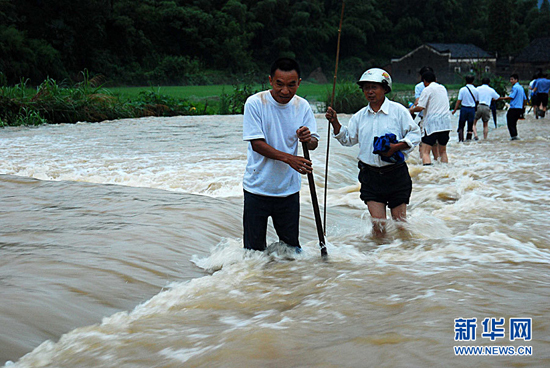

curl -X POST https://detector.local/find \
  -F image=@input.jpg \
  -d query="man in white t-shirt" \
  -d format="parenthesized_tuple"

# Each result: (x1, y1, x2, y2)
(242, 58, 319, 252)
(473, 78, 500, 139)
(410, 71, 451, 165)
(412, 66, 439, 161)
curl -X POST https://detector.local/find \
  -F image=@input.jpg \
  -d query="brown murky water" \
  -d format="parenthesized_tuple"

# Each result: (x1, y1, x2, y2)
(1, 113, 549, 367)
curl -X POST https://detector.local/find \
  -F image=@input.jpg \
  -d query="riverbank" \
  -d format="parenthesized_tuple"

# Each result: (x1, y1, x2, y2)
(0, 74, 205, 127)
(0, 73, 472, 127)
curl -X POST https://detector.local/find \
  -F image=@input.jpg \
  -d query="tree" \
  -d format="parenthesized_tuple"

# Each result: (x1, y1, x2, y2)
(487, 0, 513, 55)
(0, 0, 547, 86)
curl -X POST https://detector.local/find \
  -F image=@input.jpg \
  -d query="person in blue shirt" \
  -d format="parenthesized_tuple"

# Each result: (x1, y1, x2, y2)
(498, 74, 527, 140)
(532, 72, 550, 118)
(529, 73, 539, 117)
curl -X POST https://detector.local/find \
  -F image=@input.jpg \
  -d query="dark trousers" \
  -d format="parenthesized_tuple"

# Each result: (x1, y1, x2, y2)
(243, 190, 300, 251)
(458, 106, 476, 141)
(506, 108, 522, 138)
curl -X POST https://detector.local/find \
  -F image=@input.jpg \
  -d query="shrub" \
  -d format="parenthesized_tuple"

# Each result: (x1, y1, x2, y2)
(217, 78, 263, 115)
(323, 82, 365, 114)
(13, 107, 47, 126)
(0, 71, 211, 126)
(130, 88, 207, 116)
(488, 76, 507, 109)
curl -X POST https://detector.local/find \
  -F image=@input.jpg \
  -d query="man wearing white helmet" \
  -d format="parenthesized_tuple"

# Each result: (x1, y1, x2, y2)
(325, 68, 421, 237)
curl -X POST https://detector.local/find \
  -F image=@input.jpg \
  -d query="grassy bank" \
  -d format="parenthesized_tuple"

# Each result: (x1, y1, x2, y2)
(107, 81, 449, 102)
(2, 73, 465, 126)
(107, 81, 463, 114)
(108, 81, 332, 103)
(0, 73, 208, 126)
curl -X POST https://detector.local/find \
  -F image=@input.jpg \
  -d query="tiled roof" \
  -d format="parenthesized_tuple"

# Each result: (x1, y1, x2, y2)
(426, 43, 493, 58)
(514, 38, 550, 63)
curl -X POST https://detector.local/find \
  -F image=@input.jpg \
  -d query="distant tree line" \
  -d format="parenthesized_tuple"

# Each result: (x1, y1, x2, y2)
(1, 0, 549, 86)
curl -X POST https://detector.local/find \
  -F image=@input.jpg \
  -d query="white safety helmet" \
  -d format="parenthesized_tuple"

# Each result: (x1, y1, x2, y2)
(357, 68, 392, 93)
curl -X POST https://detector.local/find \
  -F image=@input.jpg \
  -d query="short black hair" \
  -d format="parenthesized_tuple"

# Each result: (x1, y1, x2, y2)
(421, 71, 436, 83)
(419, 66, 434, 76)
(482, 77, 491, 85)
(510, 73, 519, 80)
(270, 58, 301, 78)
(465, 75, 475, 84)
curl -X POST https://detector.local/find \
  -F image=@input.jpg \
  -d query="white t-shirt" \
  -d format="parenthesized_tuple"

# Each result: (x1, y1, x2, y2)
(529, 79, 535, 98)
(243, 91, 318, 197)
(457, 84, 479, 107)
(334, 98, 421, 167)
(476, 84, 500, 106)
(417, 82, 452, 136)
(415, 82, 425, 118)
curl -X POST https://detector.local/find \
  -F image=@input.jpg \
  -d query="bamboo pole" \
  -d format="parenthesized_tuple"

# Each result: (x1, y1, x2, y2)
(323, 0, 345, 235)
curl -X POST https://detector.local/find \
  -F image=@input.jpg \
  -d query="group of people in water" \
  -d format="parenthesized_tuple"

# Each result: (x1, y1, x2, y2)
(241, 58, 537, 251)
(529, 70, 550, 120)
(416, 67, 532, 145)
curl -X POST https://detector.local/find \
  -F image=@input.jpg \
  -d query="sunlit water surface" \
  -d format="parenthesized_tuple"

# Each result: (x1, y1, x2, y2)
(1, 113, 549, 367)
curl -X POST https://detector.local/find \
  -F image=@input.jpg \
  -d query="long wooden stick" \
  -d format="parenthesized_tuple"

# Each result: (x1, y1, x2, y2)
(323, 0, 345, 235)
(302, 142, 327, 257)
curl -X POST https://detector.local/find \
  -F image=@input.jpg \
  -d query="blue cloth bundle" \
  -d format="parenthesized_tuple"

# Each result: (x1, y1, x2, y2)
(372, 133, 405, 163)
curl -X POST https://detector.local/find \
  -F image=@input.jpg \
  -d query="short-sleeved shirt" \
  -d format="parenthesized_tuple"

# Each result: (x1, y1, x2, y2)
(333, 98, 421, 167)
(457, 84, 479, 107)
(476, 84, 500, 106)
(415, 82, 425, 118)
(417, 82, 452, 136)
(533, 78, 550, 94)
(243, 91, 319, 197)
(529, 79, 536, 98)
(509, 82, 527, 109)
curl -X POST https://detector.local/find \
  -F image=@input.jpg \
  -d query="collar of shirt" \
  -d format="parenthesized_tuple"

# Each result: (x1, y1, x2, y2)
(509, 83, 525, 108)
(367, 97, 390, 115)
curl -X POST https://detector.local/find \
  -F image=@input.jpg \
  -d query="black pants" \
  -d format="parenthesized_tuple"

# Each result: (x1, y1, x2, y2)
(506, 108, 522, 138)
(243, 190, 300, 251)
(458, 106, 476, 141)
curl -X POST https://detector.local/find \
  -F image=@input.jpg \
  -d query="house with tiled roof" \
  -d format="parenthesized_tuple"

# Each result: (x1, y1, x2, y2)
(511, 38, 550, 79)
(390, 43, 496, 84)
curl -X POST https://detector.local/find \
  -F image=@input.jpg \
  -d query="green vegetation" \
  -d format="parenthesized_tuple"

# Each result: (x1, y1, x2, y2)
(0, 70, 505, 126)
(108, 82, 331, 102)
(0, 71, 206, 127)
(2, 1, 546, 125)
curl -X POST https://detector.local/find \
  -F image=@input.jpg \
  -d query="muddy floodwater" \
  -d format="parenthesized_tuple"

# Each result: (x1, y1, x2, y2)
(1, 112, 549, 367)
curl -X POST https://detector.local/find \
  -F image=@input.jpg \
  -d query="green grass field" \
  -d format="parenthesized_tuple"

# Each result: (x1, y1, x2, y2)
(107, 82, 333, 102)
(106, 82, 462, 103)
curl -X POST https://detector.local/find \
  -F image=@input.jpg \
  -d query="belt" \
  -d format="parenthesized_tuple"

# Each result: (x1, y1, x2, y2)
(358, 161, 405, 174)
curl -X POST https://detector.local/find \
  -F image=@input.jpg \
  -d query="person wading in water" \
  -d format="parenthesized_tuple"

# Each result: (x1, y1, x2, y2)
(325, 68, 420, 237)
